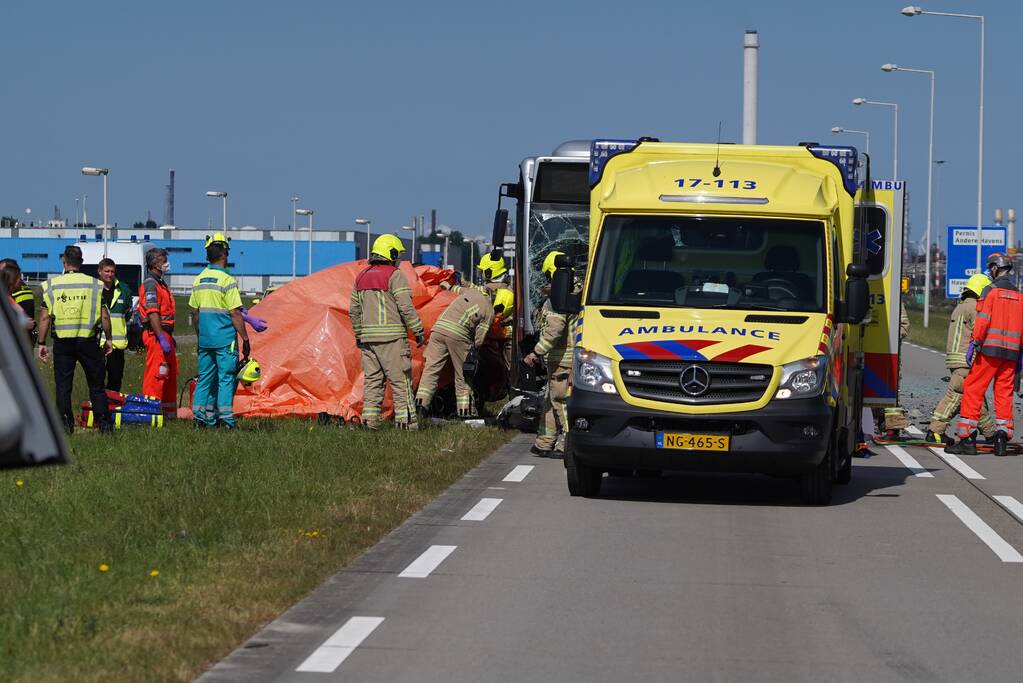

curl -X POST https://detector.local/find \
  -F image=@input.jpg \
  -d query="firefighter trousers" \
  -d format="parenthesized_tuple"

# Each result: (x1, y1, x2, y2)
(929, 367, 995, 436)
(534, 365, 571, 451)
(958, 354, 1016, 439)
(416, 332, 472, 416)
(193, 345, 238, 427)
(142, 331, 178, 419)
(361, 338, 416, 429)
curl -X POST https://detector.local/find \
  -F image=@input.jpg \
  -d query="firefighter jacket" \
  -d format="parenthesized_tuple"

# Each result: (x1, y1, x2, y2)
(452, 280, 512, 338)
(945, 298, 980, 369)
(40, 272, 104, 339)
(899, 303, 910, 340)
(973, 276, 1023, 361)
(350, 262, 423, 343)
(533, 299, 575, 369)
(433, 288, 494, 348)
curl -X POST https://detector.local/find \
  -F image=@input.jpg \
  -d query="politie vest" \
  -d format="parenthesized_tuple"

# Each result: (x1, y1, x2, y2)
(41, 272, 103, 339)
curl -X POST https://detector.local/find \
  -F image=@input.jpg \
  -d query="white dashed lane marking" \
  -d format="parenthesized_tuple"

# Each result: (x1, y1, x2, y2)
(885, 445, 934, 478)
(993, 496, 1023, 524)
(503, 465, 534, 482)
(929, 447, 985, 480)
(936, 495, 1023, 563)
(295, 616, 385, 673)
(398, 545, 458, 578)
(461, 498, 503, 521)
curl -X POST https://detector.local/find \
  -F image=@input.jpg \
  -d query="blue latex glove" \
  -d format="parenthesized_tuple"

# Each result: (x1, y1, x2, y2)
(966, 341, 976, 366)
(240, 307, 268, 332)
(158, 333, 173, 355)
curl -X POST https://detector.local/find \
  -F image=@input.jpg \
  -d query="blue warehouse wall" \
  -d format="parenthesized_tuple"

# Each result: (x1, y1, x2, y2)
(1, 237, 80, 276)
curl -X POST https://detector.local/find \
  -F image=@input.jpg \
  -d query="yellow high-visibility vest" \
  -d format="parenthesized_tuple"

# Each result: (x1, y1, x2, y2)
(40, 272, 103, 339)
(98, 281, 129, 350)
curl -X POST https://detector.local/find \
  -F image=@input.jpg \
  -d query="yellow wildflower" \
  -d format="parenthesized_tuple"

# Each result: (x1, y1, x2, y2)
(98, 564, 110, 572)
(149, 569, 160, 577)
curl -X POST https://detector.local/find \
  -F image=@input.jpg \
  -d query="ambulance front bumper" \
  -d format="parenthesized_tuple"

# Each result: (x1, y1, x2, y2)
(566, 391, 833, 476)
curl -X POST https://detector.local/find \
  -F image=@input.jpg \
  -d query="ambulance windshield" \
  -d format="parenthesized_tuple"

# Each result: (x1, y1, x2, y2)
(588, 215, 826, 313)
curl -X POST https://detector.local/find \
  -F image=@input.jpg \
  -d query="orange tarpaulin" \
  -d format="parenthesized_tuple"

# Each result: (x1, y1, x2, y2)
(234, 261, 497, 420)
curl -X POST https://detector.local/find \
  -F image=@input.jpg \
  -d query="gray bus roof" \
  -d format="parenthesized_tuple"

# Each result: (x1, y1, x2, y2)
(550, 140, 591, 158)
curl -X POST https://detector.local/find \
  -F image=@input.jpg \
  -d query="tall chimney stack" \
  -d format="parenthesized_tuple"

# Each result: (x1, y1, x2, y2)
(742, 30, 759, 145)
(164, 169, 176, 227)
(1008, 208, 1017, 252)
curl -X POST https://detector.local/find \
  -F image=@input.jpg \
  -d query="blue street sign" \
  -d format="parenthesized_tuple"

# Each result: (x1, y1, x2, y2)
(945, 225, 1006, 298)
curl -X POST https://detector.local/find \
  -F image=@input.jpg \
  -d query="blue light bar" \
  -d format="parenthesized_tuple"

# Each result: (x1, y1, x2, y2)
(805, 144, 859, 195)
(589, 139, 639, 186)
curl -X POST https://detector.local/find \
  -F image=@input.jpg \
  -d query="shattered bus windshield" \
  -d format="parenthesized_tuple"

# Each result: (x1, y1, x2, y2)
(526, 204, 589, 327)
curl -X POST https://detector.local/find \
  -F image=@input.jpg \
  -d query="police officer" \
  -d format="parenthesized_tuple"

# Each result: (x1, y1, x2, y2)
(189, 233, 251, 428)
(139, 248, 178, 420)
(351, 234, 425, 429)
(927, 273, 996, 444)
(950, 253, 1023, 456)
(0, 258, 37, 344)
(35, 245, 113, 433)
(417, 286, 512, 418)
(523, 251, 576, 456)
(96, 257, 132, 392)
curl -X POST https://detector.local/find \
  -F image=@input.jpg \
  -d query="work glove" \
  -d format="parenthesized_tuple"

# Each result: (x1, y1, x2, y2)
(241, 338, 251, 361)
(966, 341, 976, 367)
(240, 308, 269, 332)
(415, 333, 425, 348)
(158, 333, 173, 355)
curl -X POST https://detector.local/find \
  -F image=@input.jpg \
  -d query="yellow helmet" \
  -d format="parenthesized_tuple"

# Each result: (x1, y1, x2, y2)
(237, 358, 261, 385)
(964, 273, 992, 297)
(477, 252, 507, 280)
(371, 234, 405, 261)
(493, 288, 514, 314)
(542, 251, 565, 278)
(205, 232, 231, 249)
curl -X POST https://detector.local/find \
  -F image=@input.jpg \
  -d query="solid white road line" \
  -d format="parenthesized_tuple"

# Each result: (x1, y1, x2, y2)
(929, 447, 985, 480)
(993, 495, 1023, 524)
(503, 465, 534, 482)
(906, 425, 924, 437)
(885, 445, 934, 478)
(295, 616, 385, 673)
(398, 545, 457, 578)
(461, 497, 503, 521)
(936, 495, 1023, 563)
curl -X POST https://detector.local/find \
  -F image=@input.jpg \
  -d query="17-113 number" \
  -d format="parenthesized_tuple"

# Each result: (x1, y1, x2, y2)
(676, 178, 757, 190)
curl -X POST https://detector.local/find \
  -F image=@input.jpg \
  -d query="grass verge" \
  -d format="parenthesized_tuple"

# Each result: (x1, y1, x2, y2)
(3, 354, 511, 682)
(905, 307, 950, 352)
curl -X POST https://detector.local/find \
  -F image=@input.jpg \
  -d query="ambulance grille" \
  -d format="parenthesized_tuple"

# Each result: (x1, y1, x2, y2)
(619, 360, 773, 406)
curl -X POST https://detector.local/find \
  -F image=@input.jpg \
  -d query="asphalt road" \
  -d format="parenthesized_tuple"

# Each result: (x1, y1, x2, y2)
(200, 344, 1023, 682)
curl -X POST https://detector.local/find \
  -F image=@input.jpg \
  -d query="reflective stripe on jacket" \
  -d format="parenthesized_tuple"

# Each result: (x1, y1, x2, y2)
(974, 277, 1023, 361)
(433, 288, 494, 347)
(350, 264, 423, 342)
(99, 279, 132, 349)
(139, 275, 176, 329)
(188, 266, 243, 349)
(533, 299, 575, 369)
(945, 298, 978, 368)
(40, 272, 103, 339)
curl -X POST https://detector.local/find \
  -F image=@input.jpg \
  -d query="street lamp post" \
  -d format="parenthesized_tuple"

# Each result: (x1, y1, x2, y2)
(291, 196, 300, 279)
(903, 5, 984, 273)
(830, 126, 870, 156)
(297, 209, 314, 275)
(852, 98, 899, 179)
(355, 218, 371, 260)
(81, 167, 109, 256)
(205, 191, 228, 231)
(401, 225, 417, 263)
(882, 63, 936, 328)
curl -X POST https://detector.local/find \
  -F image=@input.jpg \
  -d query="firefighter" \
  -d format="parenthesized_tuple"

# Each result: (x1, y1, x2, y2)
(1, 258, 37, 344)
(189, 234, 251, 428)
(138, 247, 178, 420)
(351, 234, 425, 430)
(96, 258, 132, 392)
(949, 253, 1023, 456)
(927, 273, 996, 444)
(35, 245, 113, 433)
(523, 250, 576, 457)
(416, 287, 513, 418)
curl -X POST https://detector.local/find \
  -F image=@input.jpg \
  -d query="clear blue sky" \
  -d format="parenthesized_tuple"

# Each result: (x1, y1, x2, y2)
(3, 0, 1018, 244)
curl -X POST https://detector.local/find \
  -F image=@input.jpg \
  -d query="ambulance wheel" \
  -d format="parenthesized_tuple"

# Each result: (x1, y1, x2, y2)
(799, 448, 833, 505)
(565, 442, 602, 497)
(835, 449, 852, 485)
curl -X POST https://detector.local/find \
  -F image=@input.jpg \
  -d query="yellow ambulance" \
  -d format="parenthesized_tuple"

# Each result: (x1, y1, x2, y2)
(550, 140, 905, 504)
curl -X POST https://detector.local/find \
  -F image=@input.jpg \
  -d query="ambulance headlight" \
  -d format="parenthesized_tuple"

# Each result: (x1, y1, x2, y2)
(776, 355, 828, 399)
(574, 348, 618, 394)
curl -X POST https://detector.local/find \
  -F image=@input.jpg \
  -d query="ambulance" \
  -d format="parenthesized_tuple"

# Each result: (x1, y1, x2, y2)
(549, 139, 905, 504)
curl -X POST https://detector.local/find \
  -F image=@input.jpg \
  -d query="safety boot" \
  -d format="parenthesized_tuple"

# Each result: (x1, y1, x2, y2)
(946, 433, 978, 456)
(926, 431, 947, 446)
(993, 431, 1009, 457)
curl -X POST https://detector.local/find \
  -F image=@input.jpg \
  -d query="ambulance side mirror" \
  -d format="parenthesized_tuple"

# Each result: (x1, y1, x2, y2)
(550, 257, 580, 315)
(842, 263, 870, 323)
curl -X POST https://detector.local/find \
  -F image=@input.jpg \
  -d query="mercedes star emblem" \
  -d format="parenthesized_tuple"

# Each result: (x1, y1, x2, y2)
(679, 365, 711, 396)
